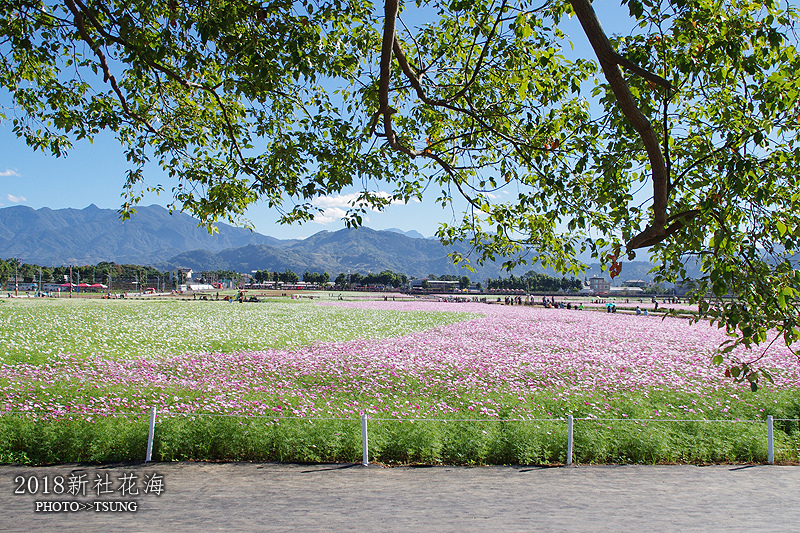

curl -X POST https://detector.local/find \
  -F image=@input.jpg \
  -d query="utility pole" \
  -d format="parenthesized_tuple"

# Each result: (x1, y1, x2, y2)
(14, 257, 18, 297)
(69, 265, 73, 298)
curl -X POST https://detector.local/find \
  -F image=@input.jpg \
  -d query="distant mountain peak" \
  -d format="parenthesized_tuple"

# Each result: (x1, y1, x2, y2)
(385, 228, 428, 239)
(0, 204, 284, 266)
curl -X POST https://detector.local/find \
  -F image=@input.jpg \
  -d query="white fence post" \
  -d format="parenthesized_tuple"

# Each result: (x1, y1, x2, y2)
(566, 414, 574, 466)
(361, 414, 369, 466)
(145, 406, 157, 463)
(767, 415, 774, 465)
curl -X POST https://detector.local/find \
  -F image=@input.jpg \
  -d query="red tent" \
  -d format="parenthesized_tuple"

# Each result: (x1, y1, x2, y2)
(78, 283, 90, 288)
(90, 283, 106, 289)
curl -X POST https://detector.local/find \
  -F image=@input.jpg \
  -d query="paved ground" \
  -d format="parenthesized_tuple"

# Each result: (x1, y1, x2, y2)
(1, 462, 798, 532)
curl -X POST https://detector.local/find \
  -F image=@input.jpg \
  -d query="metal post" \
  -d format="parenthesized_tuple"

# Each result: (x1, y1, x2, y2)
(361, 414, 369, 466)
(767, 415, 774, 465)
(567, 414, 574, 466)
(146, 406, 157, 463)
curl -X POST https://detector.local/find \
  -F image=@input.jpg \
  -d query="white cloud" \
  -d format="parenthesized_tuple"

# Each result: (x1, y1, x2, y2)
(314, 191, 402, 211)
(7, 194, 26, 203)
(315, 193, 362, 208)
(313, 207, 348, 225)
(0, 169, 20, 177)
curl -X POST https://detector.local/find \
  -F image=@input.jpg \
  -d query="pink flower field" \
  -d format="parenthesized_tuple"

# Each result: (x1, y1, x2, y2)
(2, 300, 798, 422)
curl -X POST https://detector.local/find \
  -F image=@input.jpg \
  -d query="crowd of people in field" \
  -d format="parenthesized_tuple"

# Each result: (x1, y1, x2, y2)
(5, 282, 692, 319)
(431, 293, 693, 316)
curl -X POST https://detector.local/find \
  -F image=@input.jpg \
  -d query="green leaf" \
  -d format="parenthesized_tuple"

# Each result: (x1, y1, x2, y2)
(518, 80, 529, 99)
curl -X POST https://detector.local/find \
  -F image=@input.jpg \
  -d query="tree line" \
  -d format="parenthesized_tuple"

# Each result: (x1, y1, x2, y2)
(253, 267, 579, 293)
(5, 259, 584, 295)
(252, 269, 304, 284)
(485, 271, 583, 293)
(252, 269, 476, 289)
(1, 259, 163, 284)
(1, 259, 241, 289)
(252, 269, 409, 288)
(333, 270, 410, 289)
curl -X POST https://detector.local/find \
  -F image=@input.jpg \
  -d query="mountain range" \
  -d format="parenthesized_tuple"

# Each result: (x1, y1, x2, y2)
(0, 204, 289, 266)
(0, 204, 663, 282)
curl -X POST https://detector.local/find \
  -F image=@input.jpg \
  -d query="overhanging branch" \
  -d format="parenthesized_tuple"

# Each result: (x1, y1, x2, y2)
(570, 0, 675, 251)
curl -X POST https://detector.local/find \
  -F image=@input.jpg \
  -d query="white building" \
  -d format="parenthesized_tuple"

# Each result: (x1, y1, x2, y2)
(623, 279, 648, 288)
(407, 279, 459, 292)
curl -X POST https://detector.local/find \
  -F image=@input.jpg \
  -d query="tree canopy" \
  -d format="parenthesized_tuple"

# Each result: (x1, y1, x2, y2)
(486, 271, 582, 293)
(3, 0, 800, 384)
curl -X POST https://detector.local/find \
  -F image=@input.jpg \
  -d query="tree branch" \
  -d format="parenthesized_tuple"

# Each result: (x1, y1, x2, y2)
(570, 0, 673, 251)
(67, 0, 265, 179)
(378, 0, 422, 157)
(64, 0, 159, 135)
(446, 0, 507, 103)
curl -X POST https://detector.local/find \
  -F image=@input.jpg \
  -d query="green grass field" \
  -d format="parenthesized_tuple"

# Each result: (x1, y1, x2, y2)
(0, 297, 475, 364)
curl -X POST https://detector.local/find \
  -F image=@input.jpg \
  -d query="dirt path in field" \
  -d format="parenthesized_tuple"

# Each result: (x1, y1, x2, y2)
(1, 462, 798, 532)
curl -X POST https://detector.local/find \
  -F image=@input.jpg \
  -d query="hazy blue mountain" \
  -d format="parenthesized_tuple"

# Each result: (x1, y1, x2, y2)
(0, 204, 287, 265)
(385, 228, 429, 239)
(161, 226, 670, 282)
(162, 227, 481, 278)
(1, 204, 677, 283)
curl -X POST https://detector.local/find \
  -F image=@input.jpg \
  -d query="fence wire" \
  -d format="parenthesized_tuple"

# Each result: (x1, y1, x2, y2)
(1, 410, 794, 424)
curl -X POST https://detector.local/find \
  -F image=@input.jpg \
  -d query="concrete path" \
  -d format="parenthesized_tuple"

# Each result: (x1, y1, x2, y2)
(1, 462, 798, 532)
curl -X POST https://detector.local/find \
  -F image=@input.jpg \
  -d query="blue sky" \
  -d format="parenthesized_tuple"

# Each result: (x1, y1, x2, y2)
(0, 122, 460, 239)
(0, 3, 631, 240)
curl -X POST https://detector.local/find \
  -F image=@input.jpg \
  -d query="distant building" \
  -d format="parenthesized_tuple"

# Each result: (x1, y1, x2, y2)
(187, 283, 215, 291)
(407, 279, 459, 292)
(578, 276, 593, 295)
(609, 286, 643, 296)
(623, 279, 648, 288)
(588, 275, 611, 294)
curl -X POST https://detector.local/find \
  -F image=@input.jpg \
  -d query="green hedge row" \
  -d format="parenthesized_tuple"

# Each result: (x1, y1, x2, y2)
(2, 416, 797, 465)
